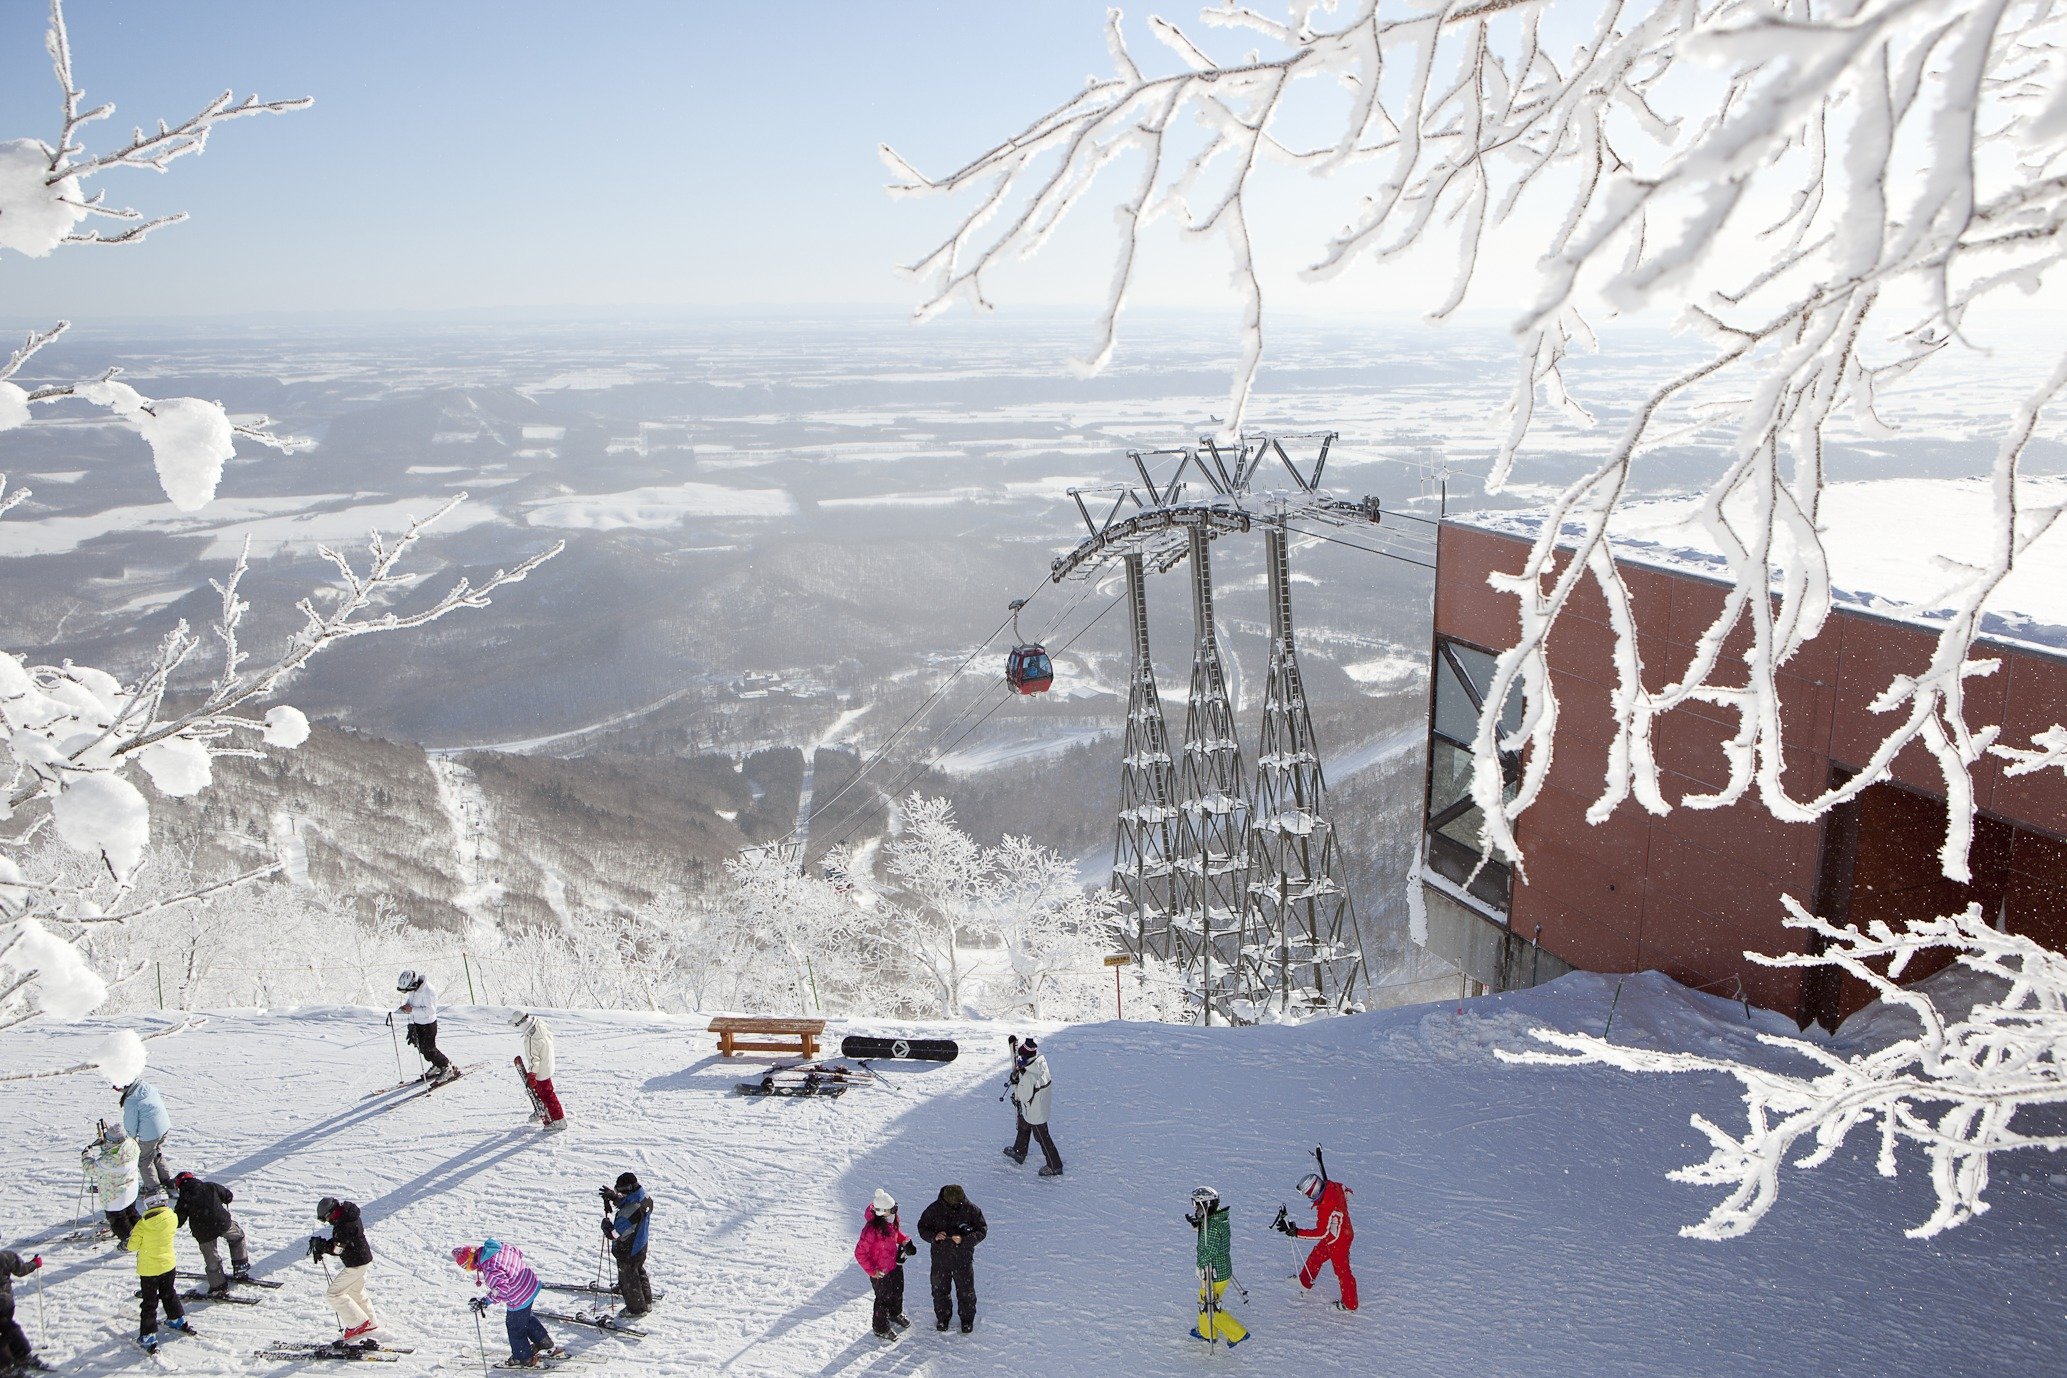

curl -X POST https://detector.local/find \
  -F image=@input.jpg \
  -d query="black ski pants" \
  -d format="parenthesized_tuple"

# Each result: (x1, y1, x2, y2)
(105, 1203, 140, 1244)
(929, 1246, 976, 1328)
(405, 1021, 452, 1073)
(138, 1269, 184, 1338)
(868, 1267, 905, 1336)
(1, 1314, 30, 1366)
(613, 1245, 653, 1314)
(1011, 1111, 1063, 1171)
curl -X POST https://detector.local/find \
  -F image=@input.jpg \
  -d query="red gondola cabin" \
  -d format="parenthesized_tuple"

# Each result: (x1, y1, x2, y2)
(1006, 644, 1053, 694)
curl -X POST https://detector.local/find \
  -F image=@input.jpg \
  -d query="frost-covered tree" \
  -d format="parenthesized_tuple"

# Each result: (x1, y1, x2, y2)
(0, 1, 557, 1028)
(889, 0, 2067, 881)
(1501, 900, 2067, 1238)
(887, 796, 1123, 1020)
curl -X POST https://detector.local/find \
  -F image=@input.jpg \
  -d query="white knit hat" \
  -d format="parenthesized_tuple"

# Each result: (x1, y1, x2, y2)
(872, 1188, 896, 1214)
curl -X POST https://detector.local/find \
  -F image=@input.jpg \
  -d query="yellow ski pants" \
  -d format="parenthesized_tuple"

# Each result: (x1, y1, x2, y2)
(1197, 1276, 1247, 1345)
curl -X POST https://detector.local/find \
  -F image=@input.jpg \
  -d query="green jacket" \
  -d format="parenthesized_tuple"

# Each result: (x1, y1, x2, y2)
(1192, 1206, 1231, 1278)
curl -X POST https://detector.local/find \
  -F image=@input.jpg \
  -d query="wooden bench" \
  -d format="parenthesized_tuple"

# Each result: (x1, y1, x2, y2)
(708, 1015, 826, 1060)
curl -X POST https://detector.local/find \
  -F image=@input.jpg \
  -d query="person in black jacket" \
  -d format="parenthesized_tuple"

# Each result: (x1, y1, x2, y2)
(598, 1173, 655, 1317)
(309, 1197, 378, 1340)
(915, 1184, 987, 1334)
(172, 1172, 252, 1297)
(0, 1250, 49, 1372)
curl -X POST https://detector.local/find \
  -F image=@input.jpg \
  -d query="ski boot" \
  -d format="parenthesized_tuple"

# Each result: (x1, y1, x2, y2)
(138, 1335, 159, 1354)
(1038, 1164, 1064, 1177)
(233, 1266, 254, 1284)
(961, 1318, 975, 1334)
(1001, 1147, 1026, 1165)
(892, 1314, 911, 1330)
(167, 1318, 196, 1336)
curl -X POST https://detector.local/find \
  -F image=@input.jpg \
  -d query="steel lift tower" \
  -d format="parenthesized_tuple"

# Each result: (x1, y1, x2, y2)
(1051, 434, 1409, 1021)
(1245, 521, 1367, 1014)
(1111, 553, 1179, 963)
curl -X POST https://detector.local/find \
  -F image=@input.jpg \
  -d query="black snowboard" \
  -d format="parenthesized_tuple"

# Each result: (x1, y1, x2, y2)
(841, 1035, 959, 1063)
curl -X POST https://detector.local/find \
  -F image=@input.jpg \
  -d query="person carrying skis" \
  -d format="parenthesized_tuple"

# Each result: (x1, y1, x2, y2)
(1002, 1035, 1063, 1177)
(511, 1012, 564, 1130)
(598, 1172, 653, 1317)
(310, 1196, 379, 1340)
(172, 1170, 253, 1298)
(116, 1075, 174, 1195)
(1277, 1169, 1357, 1311)
(0, 1249, 49, 1372)
(1185, 1186, 1247, 1348)
(851, 1189, 915, 1341)
(127, 1191, 196, 1352)
(453, 1241, 563, 1369)
(396, 970, 458, 1085)
(915, 1184, 986, 1334)
(83, 1122, 141, 1245)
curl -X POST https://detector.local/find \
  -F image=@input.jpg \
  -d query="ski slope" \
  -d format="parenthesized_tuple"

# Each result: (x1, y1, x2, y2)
(4, 975, 2063, 1378)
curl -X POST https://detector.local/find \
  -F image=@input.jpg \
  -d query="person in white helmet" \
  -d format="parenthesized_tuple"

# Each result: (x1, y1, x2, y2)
(395, 971, 457, 1085)
(510, 1011, 564, 1129)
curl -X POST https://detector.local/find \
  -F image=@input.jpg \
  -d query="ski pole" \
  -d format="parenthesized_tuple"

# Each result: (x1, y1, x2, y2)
(386, 1012, 403, 1081)
(34, 1261, 45, 1347)
(471, 1303, 489, 1376)
(318, 1254, 344, 1334)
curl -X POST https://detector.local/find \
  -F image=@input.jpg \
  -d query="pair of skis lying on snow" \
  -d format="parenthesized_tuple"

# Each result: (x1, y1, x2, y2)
(735, 1036, 959, 1098)
(248, 1285, 656, 1364)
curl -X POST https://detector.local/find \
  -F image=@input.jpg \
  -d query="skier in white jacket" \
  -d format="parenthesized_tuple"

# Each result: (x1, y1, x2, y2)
(395, 971, 458, 1085)
(511, 1012, 565, 1130)
(1002, 1035, 1063, 1177)
(84, 1124, 142, 1244)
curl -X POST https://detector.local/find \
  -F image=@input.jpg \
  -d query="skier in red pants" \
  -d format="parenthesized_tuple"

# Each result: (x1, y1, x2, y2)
(1280, 1171, 1356, 1311)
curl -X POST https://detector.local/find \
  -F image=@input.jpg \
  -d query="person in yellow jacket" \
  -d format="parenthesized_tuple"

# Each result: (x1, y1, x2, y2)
(127, 1192, 196, 1352)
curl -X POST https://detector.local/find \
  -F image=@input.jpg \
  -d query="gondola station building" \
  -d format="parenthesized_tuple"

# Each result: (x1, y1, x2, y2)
(1417, 490, 2067, 1026)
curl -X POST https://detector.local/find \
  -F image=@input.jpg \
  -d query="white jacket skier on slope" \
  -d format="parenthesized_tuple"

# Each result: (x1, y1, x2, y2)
(395, 971, 458, 1085)
(512, 1011, 565, 1130)
(1003, 1036, 1063, 1177)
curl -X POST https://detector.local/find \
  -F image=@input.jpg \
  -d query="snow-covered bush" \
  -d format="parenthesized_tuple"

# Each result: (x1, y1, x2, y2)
(891, 0, 2067, 881)
(1500, 901, 2067, 1239)
(0, 1, 558, 1029)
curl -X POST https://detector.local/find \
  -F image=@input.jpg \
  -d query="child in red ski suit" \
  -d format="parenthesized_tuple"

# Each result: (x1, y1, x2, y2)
(1286, 1173, 1356, 1310)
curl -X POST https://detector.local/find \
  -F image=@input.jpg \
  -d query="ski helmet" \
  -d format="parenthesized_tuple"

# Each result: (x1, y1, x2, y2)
(614, 1172, 640, 1194)
(1190, 1186, 1219, 1210)
(1296, 1173, 1324, 1200)
(316, 1196, 339, 1221)
(396, 969, 419, 992)
(509, 1011, 530, 1028)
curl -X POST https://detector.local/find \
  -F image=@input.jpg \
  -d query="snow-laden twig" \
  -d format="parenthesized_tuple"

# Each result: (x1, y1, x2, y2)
(896, 0, 2067, 878)
(1499, 900, 2067, 1239)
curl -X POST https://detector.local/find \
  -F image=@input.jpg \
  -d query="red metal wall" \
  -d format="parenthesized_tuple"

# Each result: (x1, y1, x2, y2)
(1433, 522, 2067, 1020)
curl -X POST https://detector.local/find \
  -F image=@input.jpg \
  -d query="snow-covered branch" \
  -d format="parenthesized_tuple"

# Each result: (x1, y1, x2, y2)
(1499, 900, 2067, 1239)
(899, 0, 2067, 880)
(0, 1, 557, 1030)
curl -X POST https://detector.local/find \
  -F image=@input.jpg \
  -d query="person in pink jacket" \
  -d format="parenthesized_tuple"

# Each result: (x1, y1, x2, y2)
(852, 1189, 916, 1341)
(453, 1241, 564, 1368)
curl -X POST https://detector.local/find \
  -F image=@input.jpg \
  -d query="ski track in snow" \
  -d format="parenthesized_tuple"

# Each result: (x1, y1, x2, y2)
(5, 980, 2065, 1377)
(425, 759, 503, 945)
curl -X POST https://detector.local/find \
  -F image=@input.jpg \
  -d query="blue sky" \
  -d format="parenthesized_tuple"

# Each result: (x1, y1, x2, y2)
(0, 2, 1156, 318)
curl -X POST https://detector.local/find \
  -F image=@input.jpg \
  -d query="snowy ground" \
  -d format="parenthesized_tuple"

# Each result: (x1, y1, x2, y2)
(5, 975, 2064, 1378)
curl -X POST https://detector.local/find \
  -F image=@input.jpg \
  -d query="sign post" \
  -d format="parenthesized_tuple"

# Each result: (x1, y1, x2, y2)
(1104, 954, 1132, 1021)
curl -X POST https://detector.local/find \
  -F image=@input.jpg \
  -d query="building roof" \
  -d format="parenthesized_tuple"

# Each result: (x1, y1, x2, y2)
(1454, 476, 2067, 658)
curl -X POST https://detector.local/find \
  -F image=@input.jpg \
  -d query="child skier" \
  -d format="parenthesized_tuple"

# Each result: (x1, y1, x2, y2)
(116, 1075, 174, 1195)
(127, 1191, 196, 1352)
(83, 1123, 141, 1244)
(851, 1189, 915, 1341)
(512, 1012, 564, 1130)
(1277, 1170, 1357, 1311)
(1185, 1186, 1247, 1348)
(453, 1241, 563, 1369)
(598, 1173, 654, 1316)
(172, 1170, 253, 1297)
(1002, 1035, 1063, 1177)
(396, 970, 457, 1084)
(309, 1196, 379, 1339)
(0, 1249, 48, 1372)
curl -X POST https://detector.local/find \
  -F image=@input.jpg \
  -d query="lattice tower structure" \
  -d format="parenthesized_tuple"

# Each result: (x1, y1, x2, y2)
(1242, 523, 1368, 1015)
(1172, 525, 1253, 1021)
(1112, 553, 1178, 963)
